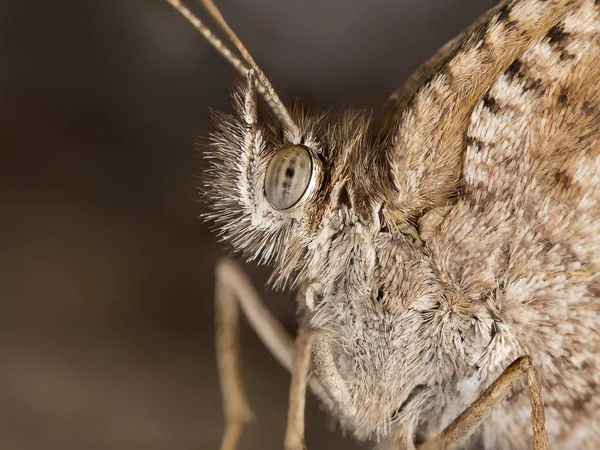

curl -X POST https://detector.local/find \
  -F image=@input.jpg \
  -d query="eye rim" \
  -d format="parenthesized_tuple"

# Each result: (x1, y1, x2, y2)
(264, 144, 315, 211)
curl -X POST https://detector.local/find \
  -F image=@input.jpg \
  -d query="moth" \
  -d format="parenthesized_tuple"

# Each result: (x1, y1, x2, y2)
(164, 0, 600, 449)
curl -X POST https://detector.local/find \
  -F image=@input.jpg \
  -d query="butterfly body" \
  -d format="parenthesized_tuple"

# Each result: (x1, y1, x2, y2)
(169, 0, 600, 447)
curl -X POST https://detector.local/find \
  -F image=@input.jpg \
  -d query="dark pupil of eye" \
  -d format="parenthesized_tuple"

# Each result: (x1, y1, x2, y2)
(285, 166, 295, 178)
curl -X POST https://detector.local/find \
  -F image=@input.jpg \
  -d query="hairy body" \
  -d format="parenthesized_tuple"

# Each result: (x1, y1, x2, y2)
(196, 0, 600, 448)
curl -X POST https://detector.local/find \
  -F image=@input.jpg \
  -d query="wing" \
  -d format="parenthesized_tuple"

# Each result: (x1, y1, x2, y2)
(463, 2, 600, 269)
(374, 0, 509, 136)
(425, 0, 600, 283)
(457, 5, 600, 444)
(382, 0, 599, 445)
(381, 0, 578, 224)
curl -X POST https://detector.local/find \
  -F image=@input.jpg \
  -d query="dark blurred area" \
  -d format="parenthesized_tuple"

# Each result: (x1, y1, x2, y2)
(0, 1, 496, 448)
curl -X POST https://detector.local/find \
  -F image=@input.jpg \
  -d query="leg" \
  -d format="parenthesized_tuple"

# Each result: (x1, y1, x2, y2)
(418, 356, 548, 450)
(215, 258, 339, 449)
(284, 328, 315, 450)
(284, 329, 358, 450)
(214, 258, 295, 450)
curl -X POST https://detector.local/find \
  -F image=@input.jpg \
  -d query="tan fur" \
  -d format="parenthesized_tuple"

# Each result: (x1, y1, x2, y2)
(203, 0, 600, 448)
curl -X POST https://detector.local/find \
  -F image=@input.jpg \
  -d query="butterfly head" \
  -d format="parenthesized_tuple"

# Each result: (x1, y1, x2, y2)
(162, 0, 397, 285)
(204, 71, 393, 287)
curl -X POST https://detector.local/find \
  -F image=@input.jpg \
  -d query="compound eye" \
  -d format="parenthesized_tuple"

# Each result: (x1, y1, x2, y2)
(264, 145, 312, 210)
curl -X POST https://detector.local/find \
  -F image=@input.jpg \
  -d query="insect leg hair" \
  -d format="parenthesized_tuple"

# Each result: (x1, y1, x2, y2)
(417, 356, 548, 450)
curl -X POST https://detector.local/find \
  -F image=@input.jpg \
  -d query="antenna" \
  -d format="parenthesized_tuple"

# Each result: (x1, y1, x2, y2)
(164, 0, 300, 138)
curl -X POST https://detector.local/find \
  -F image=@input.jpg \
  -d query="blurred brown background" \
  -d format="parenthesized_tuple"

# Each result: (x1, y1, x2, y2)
(0, 1, 496, 449)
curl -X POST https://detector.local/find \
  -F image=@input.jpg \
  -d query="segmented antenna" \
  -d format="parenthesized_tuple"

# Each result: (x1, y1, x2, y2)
(164, 0, 300, 139)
